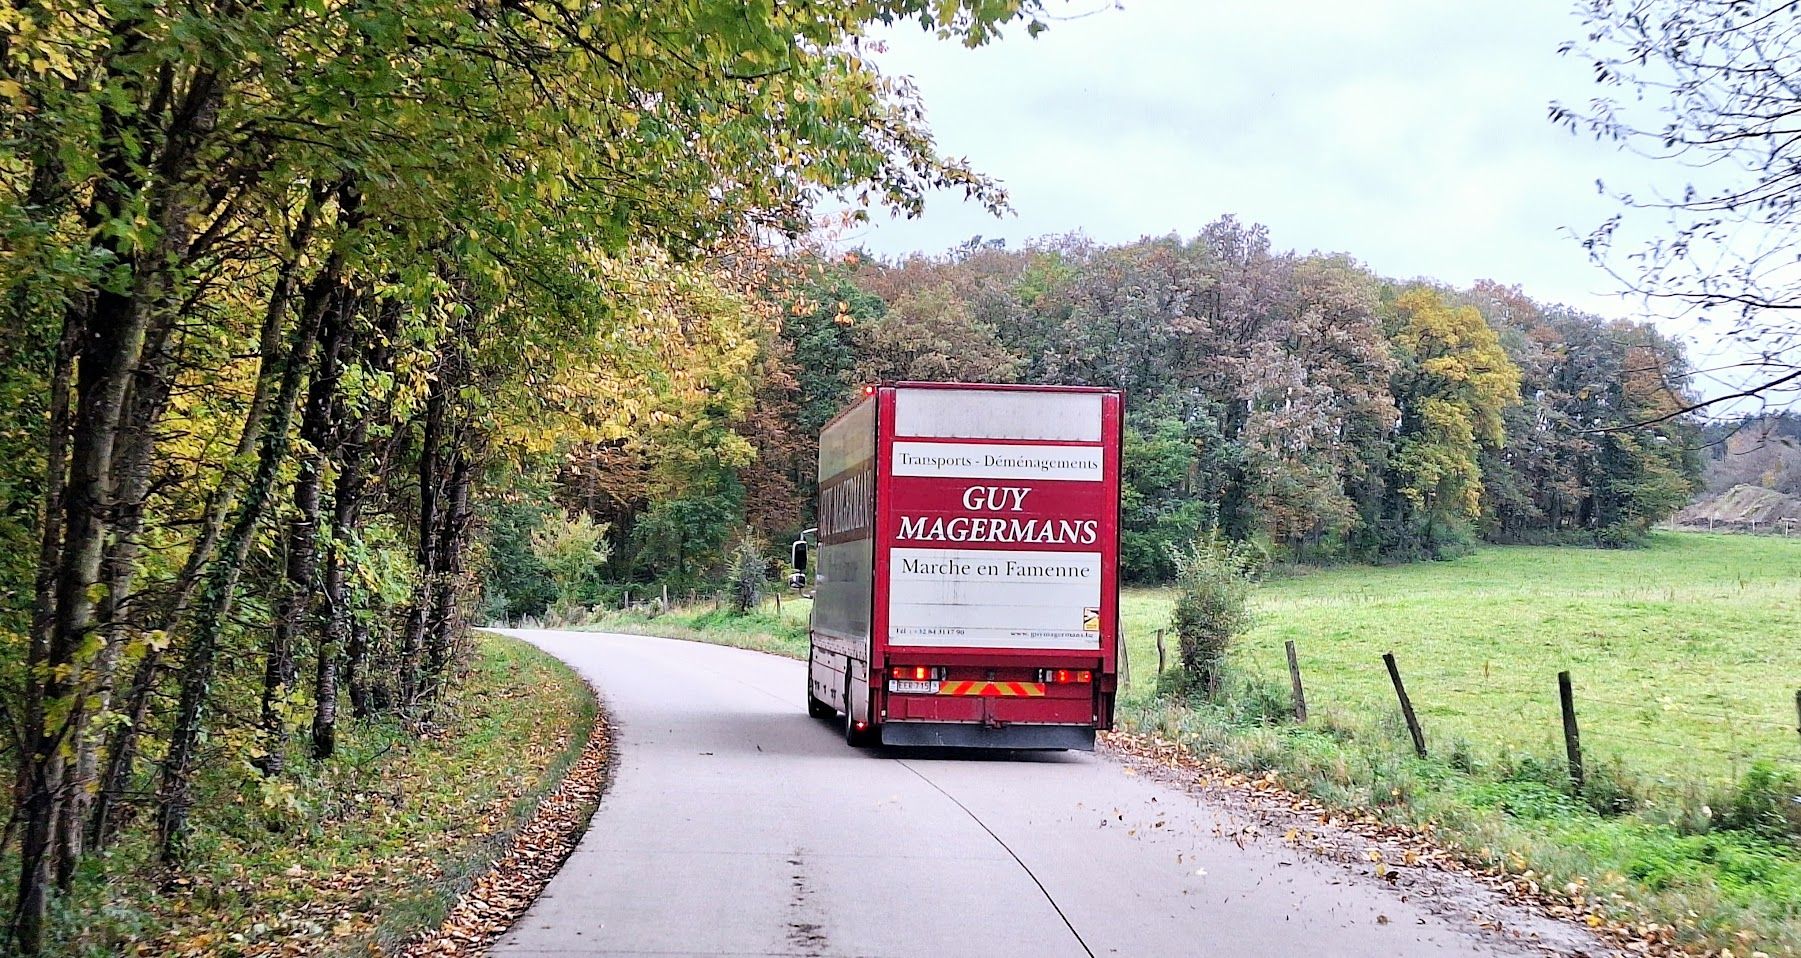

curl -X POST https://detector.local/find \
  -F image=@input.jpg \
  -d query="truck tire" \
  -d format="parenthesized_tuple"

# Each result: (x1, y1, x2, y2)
(843, 674, 877, 748)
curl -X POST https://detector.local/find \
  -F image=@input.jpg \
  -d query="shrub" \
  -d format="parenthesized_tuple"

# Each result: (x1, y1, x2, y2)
(1717, 762, 1801, 848)
(1580, 754, 1645, 816)
(1168, 531, 1261, 699)
(529, 512, 612, 614)
(725, 532, 767, 615)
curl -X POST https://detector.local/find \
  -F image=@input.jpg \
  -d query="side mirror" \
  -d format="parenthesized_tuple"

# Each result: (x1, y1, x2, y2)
(791, 539, 808, 572)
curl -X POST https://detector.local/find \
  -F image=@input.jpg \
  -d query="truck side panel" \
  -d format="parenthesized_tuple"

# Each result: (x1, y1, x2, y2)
(809, 397, 876, 715)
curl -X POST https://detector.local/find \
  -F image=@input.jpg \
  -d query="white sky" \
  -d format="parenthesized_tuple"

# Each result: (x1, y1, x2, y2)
(846, 0, 1691, 336)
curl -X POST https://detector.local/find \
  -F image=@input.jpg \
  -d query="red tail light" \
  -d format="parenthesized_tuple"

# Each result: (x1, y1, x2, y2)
(889, 665, 945, 681)
(1038, 668, 1093, 684)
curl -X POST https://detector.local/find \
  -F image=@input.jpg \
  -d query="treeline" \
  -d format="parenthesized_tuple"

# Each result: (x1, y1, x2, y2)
(490, 220, 1702, 618)
(0, 1, 1054, 951)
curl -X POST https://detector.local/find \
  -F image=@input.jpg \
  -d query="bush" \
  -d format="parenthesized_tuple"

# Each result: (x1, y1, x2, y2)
(529, 512, 612, 614)
(1580, 754, 1645, 816)
(1717, 762, 1801, 848)
(724, 533, 767, 615)
(1595, 520, 1649, 549)
(1168, 531, 1261, 698)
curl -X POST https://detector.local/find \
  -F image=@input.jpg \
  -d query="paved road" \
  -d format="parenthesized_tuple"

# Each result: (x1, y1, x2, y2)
(492, 630, 1549, 958)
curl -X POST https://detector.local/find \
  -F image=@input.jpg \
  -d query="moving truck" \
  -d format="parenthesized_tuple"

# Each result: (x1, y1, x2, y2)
(797, 382, 1123, 749)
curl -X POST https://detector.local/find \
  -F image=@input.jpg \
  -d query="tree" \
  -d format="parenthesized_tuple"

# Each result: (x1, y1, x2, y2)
(1119, 409, 1217, 583)
(1168, 532, 1260, 699)
(1554, 0, 1801, 411)
(724, 533, 768, 615)
(1382, 287, 1522, 558)
(854, 283, 1022, 383)
(531, 513, 614, 614)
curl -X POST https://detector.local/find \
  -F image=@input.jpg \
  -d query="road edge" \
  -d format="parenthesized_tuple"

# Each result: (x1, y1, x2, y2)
(399, 636, 618, 957)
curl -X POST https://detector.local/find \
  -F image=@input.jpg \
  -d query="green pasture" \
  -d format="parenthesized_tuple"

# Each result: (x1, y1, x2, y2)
(1120, 532, 1801, 785)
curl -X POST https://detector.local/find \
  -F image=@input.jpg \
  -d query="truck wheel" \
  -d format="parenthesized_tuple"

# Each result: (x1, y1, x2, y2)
(843, 675, 877, 748)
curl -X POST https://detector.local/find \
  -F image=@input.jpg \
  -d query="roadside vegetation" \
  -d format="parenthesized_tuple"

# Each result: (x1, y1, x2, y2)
(565, 596, 811, 662)
(1120, 531, 1801, 957)
(0, 3, 1054, 949)
(1123, 532, 1801, 779)
(17, 633, 596, 958)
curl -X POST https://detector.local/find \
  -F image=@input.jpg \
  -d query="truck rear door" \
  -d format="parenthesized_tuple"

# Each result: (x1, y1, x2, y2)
(872, 384, 1121, 745)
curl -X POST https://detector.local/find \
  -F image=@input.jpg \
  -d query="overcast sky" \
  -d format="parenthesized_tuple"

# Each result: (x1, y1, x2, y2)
(847, 1, 1687, 335)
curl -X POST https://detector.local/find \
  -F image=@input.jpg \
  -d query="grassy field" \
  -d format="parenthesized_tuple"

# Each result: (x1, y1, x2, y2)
(33, 633, 596, 958)
(1120, 532, 1801, 785)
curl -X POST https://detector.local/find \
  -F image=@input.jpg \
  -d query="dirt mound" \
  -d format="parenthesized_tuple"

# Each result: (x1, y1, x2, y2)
(1675, 483, 1801, 531)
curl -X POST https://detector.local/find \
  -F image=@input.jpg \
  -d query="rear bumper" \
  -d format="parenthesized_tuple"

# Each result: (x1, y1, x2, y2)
(877, 722, 1095, 750)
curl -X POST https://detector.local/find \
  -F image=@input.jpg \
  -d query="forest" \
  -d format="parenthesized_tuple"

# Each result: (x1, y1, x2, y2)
(486, 221, 1704, 621)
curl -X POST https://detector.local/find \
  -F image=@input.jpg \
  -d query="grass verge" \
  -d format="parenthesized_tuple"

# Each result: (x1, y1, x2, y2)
(31, 631, 596, 958)
(565, 595, 810, 660)
(1118, 533, 1801, 956)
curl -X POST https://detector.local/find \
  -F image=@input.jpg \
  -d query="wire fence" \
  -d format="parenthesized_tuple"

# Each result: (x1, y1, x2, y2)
(1128, 629, 1801, 786)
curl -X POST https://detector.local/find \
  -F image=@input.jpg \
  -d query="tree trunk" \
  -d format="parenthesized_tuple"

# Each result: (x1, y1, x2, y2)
(16, 273, 156, 951)
(423, 448, 474, 703)
(155, 261, 334, 865)
(312, 445, 359, 759)
(12, 312, 77, 857)
(254, 306, 344, 775)
(399, 378, 446, 709)
(87, 190, 324, 850)
(313, 354, 366, 757)
(57, 318, 179, 877)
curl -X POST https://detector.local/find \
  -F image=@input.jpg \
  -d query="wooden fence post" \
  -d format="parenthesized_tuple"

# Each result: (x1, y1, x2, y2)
(1119, 632, 1131, 691)
(1285, 640, 1307, 723)
(1559, 670, 1584, 791)
(1155, 630, 1166, 677)
(775, 590, 782, 614)
(1794, 689, 1800, 743)
(1383, 652, 1427, 759)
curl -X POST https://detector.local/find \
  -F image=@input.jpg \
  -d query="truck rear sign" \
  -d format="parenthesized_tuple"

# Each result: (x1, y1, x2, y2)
(881, 389, 1114, 651)
(807, 382, 1121, 749)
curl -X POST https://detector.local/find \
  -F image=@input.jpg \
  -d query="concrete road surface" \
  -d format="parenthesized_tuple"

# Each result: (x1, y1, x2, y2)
(491, 630, 1564, 958)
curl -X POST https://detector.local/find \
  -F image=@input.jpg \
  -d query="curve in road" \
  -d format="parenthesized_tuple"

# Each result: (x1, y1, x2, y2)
(491, 630, 1566, 958)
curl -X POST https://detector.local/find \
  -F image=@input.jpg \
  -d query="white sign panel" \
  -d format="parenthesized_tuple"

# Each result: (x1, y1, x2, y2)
(892, 442, 1103, 482)
(888, 548, 1102, 650)
(894, 388, 1103, 442)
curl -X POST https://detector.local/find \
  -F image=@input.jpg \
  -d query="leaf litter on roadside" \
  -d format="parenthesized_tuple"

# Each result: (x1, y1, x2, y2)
(1098, 729, 1735, 958)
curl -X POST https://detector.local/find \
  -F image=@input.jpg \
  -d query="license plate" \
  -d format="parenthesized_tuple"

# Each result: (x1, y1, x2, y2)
(889, 679, 940, 694)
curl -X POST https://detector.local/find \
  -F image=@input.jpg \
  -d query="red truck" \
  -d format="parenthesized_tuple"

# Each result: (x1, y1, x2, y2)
(796, 382, 1123, 749)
